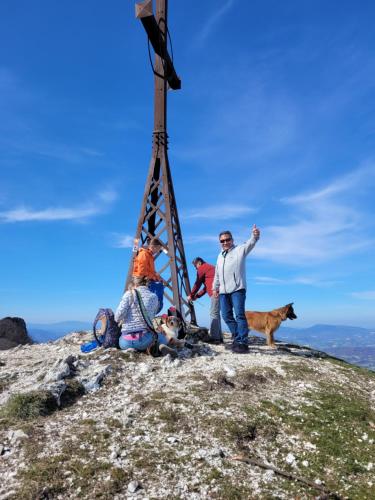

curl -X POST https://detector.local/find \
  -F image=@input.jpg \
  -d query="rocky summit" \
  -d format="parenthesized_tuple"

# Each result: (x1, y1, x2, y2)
(0, 331, 374, 499)
(0, 317, 32, 351)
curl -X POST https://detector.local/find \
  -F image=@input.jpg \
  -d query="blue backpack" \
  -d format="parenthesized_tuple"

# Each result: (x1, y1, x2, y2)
(93, 308, 121, 349)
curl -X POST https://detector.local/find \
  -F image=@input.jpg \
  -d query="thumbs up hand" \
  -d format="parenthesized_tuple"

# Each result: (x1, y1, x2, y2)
(252, 224, 260, 240)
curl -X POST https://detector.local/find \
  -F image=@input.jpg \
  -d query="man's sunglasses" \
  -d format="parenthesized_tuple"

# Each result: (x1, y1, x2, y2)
(220, 238, 232, 243)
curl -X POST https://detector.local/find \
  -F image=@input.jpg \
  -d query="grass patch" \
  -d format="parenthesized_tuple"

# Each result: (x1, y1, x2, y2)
(60, 379, 85, 407)
(0, 372, 18, 393)
(259, 385, 375, 498)
(212, 406, 279, 451)
(329, 357, 375, 377)
(16, 454, 68, 499)
(0, 391, 57, 420)
(210, 481, 254, 500)
(156, 407, 189, 433)
(15, 419, 129, 499)
(17, 454, 131, 499)
(106, 417, 123, 429)
(281, 361, 318, 378)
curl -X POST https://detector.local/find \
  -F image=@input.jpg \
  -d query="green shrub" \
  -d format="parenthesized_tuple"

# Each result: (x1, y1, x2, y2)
(1, 391, 57, 420)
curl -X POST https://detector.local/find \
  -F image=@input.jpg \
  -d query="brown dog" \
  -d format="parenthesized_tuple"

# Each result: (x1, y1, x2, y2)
(245, 303, 297, 348)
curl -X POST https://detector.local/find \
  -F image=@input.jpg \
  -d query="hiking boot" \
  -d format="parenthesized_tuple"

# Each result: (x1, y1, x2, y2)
(159, 344, 178, 359)
(206, 338, 224, 345)
(231, 343, 249, 354)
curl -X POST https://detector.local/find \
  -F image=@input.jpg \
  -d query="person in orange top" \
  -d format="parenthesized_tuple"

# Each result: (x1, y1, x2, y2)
(133, 237, 164, 312)
(133, 237, 162, 281)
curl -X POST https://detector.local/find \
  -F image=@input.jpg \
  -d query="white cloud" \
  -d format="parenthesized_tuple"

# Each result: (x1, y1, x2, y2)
(79, 148, 104, 157)
(254, 276, 339, 287)
(184, 234, 219, 245)
(254, 276, 285, 285)
(282, 163, 375, 204)
(351, 291, 375, 300)
(195, 0, 236, 45)
(98, 189, 118, 203)
(182, 204, 256, 221)
(254, 164, 375, 264)
(112, 234, 135, 249)
(0, 189, 117, 223)
(0, 206, 99, 222)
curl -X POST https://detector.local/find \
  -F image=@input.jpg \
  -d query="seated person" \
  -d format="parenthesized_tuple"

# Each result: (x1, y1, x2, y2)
(114, 276, 172, 355)
(133, 237, 165, 313)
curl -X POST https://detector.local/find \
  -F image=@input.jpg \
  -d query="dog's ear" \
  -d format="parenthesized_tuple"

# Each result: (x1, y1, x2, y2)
(286, 303, 297, 320)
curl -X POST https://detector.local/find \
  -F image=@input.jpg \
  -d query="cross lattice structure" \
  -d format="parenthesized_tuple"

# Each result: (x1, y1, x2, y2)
(125, 0, 197, 324)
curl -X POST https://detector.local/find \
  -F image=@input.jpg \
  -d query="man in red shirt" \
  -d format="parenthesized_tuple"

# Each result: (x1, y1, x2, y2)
(187, 257, 223, 344)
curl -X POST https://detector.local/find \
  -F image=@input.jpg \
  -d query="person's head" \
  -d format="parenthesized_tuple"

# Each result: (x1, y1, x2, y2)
(132, 276, 149, 288)
(219, 230, 233, 250)
(149, 237, 163, 254)
(192, 257, 205, 269)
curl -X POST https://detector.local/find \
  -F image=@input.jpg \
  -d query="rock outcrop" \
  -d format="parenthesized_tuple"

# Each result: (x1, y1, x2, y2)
(0, 331, 374, 499)
(0, 317, 32, 350)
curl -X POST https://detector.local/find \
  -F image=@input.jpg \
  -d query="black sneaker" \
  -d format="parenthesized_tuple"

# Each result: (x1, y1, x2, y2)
(206, 338, 224, 345)
(231, 343, 249, 354)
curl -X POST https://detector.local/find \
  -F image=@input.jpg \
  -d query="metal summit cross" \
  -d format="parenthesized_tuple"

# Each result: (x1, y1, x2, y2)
(125, 0, 197, 324)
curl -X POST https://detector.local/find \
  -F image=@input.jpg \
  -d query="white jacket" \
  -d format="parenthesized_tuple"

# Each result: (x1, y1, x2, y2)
(213, 235, 258, 294)
(115, 286, 158, 334)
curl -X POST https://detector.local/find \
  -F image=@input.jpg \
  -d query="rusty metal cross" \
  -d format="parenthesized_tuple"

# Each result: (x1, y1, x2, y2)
(124, 0, 196, 324)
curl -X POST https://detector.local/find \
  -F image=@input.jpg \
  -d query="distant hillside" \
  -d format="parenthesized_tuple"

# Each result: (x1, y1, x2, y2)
(28, 321, 91, 343)
(275, 324, 375, 370)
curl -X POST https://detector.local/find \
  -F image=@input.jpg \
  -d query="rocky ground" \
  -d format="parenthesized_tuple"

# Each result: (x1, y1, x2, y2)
(0, 331, 374, 499)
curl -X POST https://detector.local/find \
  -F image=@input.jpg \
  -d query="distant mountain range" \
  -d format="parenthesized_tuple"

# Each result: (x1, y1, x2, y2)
(28, 321, 91, 343)
(27, 321, 375, 371)
(274, 324, 375, 371)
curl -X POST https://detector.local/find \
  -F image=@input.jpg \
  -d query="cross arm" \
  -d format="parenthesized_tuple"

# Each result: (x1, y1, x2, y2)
(135, 0, 181, 90)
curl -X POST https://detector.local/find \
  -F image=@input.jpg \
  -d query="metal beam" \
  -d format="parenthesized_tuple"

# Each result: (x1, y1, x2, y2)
(135, 0, 181, 90)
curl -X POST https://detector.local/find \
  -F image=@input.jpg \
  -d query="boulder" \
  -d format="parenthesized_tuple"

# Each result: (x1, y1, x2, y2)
(0, 317, 32, 350)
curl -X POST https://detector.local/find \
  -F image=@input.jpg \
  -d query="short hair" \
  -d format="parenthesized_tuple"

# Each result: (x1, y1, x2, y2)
(219, 230, 233, 239)
(192, 257, 205, 266)
(149, 237, 162, 247)
(132, 276, 149, 287)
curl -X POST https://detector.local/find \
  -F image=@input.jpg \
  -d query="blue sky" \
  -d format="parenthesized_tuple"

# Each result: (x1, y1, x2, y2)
(1, 0, 375, 328)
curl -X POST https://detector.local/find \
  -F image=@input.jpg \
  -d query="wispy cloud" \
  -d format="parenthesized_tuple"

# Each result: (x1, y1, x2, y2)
(0, 189, 117, 223)
(195, 0, 236, 46)
(254, 164, 375, 264)
(79, 148, 104, 157)
(3, 138, 105, 164)
(282, 163, 375, 204)
(184, 234, 219, 245)
(112, 234, 135, 249)
(254, 276, 339, 287)
(350, 291, 375, 300)
(182, 204, 256, 221)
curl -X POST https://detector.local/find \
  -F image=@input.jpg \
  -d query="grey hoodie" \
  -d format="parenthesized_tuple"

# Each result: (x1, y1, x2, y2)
(213, 235, 259, 294)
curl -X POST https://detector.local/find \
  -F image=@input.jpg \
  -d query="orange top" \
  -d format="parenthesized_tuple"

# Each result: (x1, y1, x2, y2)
(133, 248, 158, 280)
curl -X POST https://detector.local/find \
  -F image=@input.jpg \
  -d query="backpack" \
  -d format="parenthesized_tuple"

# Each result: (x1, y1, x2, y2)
(93, 308, 121, 349)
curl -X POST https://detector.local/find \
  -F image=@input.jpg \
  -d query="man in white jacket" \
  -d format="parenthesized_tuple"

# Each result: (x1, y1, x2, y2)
(213, 224, 260, 353)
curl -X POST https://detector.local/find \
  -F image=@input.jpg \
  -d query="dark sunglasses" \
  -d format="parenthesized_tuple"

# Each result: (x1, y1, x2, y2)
(220, 237, 232, 243)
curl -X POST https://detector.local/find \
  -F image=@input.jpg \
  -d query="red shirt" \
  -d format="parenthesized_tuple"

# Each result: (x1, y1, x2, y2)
(190, 262, 215, 298)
